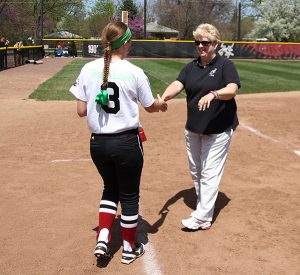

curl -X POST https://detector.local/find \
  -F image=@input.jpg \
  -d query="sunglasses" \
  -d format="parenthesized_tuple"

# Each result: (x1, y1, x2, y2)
(194, 40, 212, 46)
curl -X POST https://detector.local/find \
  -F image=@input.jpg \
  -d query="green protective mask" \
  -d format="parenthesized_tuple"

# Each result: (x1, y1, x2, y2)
(95, 89, 109, 106)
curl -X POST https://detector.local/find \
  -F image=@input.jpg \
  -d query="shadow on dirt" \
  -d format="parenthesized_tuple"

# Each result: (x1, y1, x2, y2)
(155, 187, 231, 232)
(93, 188, 230, 267)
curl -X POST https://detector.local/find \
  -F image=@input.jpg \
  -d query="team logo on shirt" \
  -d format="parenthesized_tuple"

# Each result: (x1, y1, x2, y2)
(209, 68, 217, 77)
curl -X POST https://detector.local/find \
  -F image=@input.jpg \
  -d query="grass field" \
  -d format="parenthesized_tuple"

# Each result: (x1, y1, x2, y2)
(29, 58, 300, 100)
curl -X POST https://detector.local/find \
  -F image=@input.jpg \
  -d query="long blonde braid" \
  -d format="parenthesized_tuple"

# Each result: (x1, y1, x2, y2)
(101, 22, 127, 90)
(95, 22, 128, 106)
(102, 41, 112, 90)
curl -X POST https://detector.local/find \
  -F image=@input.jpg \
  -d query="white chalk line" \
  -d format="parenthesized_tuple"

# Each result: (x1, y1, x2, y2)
(293, 150, 300, 157)
(142, 241, 162, 275)
(138, 211, 162, 275)
(49, 157, 162, 274)
(240, 123, 300, 157)
(50, 158, 91, 163)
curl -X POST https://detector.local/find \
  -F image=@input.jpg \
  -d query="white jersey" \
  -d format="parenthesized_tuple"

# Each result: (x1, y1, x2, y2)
(70, 58, 154, 134)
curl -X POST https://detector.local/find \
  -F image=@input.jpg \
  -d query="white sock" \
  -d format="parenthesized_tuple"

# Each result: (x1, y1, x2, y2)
(123, 240, 132, 252)
(97, 228, 109, 243)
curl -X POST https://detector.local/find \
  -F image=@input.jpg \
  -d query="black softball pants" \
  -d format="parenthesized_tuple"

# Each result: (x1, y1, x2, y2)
(90, 130, 144, 217)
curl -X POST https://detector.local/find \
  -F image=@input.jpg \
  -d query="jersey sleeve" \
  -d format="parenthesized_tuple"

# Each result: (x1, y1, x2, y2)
(69, 68, 87, 102)
(136, 71, 155, 108)
(222, 59, 241, 88)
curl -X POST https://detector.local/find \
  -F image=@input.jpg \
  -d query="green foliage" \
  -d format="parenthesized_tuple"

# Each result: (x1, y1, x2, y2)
(41, 0, 84, 37)
(29, 59, 300, 101)
(119, 0, 138, 19)
(86, 15, 109, 38)
(88, 0, 115, 17)
(58, 3, 86, 36)
(86, 0, 116, 38)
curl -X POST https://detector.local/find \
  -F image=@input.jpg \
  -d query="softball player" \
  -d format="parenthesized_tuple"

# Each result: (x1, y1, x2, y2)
(161, 23, 240, 230)
(70, 22, 167, 264)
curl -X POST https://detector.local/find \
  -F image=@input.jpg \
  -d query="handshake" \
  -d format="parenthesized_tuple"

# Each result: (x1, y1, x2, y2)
(156, 94, 168, 112)
(145, 93, 168, 113)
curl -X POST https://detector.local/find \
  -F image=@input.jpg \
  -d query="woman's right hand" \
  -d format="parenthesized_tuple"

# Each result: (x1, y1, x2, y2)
(144, 95, 168, 113)
(157, 94, 168, 112)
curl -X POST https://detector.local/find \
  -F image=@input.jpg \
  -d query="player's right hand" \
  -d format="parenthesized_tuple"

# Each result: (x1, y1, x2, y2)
(157, 94, 168, 112)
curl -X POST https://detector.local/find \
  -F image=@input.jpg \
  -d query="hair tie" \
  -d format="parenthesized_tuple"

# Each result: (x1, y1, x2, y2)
(95, 89, 109, 106)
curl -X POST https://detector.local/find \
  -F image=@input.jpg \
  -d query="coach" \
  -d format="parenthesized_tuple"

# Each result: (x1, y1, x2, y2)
(161, 23, 240, 230)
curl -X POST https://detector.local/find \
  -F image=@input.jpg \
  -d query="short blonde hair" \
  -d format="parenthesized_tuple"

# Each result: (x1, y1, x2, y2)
(193, 23, 221, 42)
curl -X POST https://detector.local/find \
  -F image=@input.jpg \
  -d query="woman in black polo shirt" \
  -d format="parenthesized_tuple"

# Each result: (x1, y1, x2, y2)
(162, 23, 240, 230)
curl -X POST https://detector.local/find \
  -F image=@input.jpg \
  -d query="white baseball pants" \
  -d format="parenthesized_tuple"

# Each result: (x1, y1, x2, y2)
(185, 128, 233, 222)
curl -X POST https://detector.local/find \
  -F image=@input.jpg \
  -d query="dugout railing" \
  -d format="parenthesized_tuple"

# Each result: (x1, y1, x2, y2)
(0, 45, 44, 71)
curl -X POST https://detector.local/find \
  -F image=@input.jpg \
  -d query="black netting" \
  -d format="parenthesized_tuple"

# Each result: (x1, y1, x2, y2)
(82, 40, 300, 60)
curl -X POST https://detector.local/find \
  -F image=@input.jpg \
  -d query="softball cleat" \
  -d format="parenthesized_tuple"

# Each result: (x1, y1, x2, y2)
(181, 216, 211, 230)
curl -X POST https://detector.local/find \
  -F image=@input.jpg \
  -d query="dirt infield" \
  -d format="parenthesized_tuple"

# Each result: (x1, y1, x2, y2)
(0, 58, 299, 275)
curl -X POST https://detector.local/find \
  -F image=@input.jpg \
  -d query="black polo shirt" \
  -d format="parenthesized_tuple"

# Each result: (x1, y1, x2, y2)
(177, 54, 241, 134)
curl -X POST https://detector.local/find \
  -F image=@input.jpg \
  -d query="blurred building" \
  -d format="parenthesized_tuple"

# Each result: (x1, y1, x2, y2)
(146, 22, 179, 40)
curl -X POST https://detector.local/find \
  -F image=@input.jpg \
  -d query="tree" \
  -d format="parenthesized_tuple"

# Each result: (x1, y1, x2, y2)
(0, 1, 35, 43)
(138, 0, 157, 22)
(0, 0, 84, 43)
(240, 16, 256, 40)
(114, 14, 144, 38)
(36, 0, 84, 38)
(228, 2, 239, 40)
(89, 0, 115, 17)
(119, 0, 138, 19)
(154, 0, 235, 40)
(0, 0, 8, 15)
(58, 3, 86, 36)
(115, 0, 143, 38)
(250, 0, 300, 41)
(86, 0, 116, 38)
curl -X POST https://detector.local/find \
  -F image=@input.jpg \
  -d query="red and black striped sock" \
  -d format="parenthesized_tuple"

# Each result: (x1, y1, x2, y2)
(121, 214, 138, 251)
(96, 200, 117, 243)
